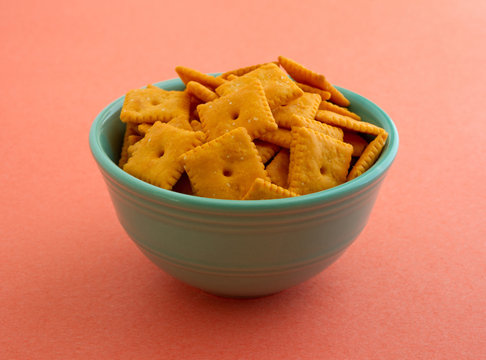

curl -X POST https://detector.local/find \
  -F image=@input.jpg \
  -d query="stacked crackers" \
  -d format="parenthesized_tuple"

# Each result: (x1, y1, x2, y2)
(118, 56, 388, 200)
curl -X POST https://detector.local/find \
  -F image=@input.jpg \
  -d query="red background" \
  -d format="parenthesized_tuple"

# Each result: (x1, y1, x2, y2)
(1, 0, 485, 358)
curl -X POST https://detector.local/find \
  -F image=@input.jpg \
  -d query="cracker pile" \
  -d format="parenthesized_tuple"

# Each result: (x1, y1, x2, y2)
(118, 56, 388, 200)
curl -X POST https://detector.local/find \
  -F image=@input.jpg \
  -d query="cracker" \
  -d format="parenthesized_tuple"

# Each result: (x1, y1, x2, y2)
(182, 127, 269, 199)
(120, 85, 191, 124)
(315, 110, 384, 136)
(347, 131, 388, 180)
(319, 100, 361, 120)
(253, 140, 280, 164)
(190, 119, 203, 132)
(272, 92, 321, 129)
(220, 62, 279, 79)
(242, 178, 297, 200)
(175, 66, 225, 89)
(198, 78, 278, 141)
(123, 122, 205, 189)
(295, 82, 331, 101)
(119, 123, 142, 167)
(343, 131, 368, 157)
(288, 127, 353, 195)
(278, 55, 327, 89)
(216, 63, 303, 109)
(265, 149, 290, 188)
(185, 81, 218, 103)
(137, 123, 152, 135)
(166, 115, 193, 131)
(293, 115, 344, 140)
(278, 56, 350, 107)
(258, 128, 292, 148)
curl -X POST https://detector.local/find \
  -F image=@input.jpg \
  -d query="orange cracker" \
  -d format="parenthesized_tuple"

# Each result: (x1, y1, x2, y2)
(343, 131, 368, 157)
(120, 84, 191, 124)
(181, 127, 269, 200)
(185, 81, 218, 103)
(278, 56, 349, 107)
(123, 122, 205, 189)
(137, 123, 152, 135)
(265, 149, 290, 188)
(119, 123, 142, 167)
(253, 140, 280, 164)
(293, 115, 344, 140)
(175, 66, 225, 90)
(278, 55, 327, 89)
(258, 128, 292, 148)
(272, 92, 321, 129)
(347, 131, 388, 181)
(190, 119, 203, 132)
(215, 63, 303, 109)
(166, 115, 193, 131)
(295, 82, 331, 101)
(288, 127, 353, 195)
(319, 100, 361, 120)
(315, 110, 384, 136)
(198, 78, 278, 141)
(220, 61, 279, 79)
(242, 178, 297, 200)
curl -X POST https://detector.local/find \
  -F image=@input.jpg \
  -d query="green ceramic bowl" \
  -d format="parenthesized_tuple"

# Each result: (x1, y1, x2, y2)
(89, 77, 398, 298)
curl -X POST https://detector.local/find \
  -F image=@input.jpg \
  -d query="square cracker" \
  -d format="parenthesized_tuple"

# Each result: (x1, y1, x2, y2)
(175, 66, 225, 89)
(258, 128, 292, 148)
(278, 56, 350, 107)
(265, 148, 290, 188)
(272, 92, 321, 129)
(123, 122, 205, 189)
(253, 140, 280, 164)
(315, 110, 383, 136)
(215, 63, 303, 109)
(182, 127, 269, 200)
(347, 131, 388, 180)
(120, 85, 191, 124)
(288, 126, 353, 195)
(219, 62, 279, 79)
(242, 178, 297, 200)
(119, 123, 143, 168)
(198, 78, 278, 141)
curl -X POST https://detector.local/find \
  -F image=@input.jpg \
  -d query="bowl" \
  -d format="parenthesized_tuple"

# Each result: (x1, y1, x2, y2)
(89, 76, 399, 298)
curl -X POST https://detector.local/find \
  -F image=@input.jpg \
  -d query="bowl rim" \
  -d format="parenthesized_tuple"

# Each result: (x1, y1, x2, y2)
(89, 76, 399, 212)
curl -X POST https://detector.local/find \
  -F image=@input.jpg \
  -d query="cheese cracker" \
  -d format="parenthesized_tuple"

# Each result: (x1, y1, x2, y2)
(242, 178, 297, 200)
(272, 92, 321, 129)
(216, 63, 303, 109)
(265, 149, 290, 188)
(120, 85, 191, 124)
(288, 127, 353, 195)
(278, 56, 350, 107)
(123, 122, 205, 189)
(347, 131, 388, 180)
(198, 78, 277, 141)
(182, 127, 269, 199)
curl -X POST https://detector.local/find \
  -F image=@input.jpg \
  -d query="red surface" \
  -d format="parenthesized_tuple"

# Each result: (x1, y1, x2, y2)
(1, 0, 485, 358)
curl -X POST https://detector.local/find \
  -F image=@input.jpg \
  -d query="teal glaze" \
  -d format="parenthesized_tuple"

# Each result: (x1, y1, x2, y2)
(89, 77, 399, 298)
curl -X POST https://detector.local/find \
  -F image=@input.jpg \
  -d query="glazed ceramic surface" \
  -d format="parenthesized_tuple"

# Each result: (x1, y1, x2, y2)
(89, 77, 399, 297)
